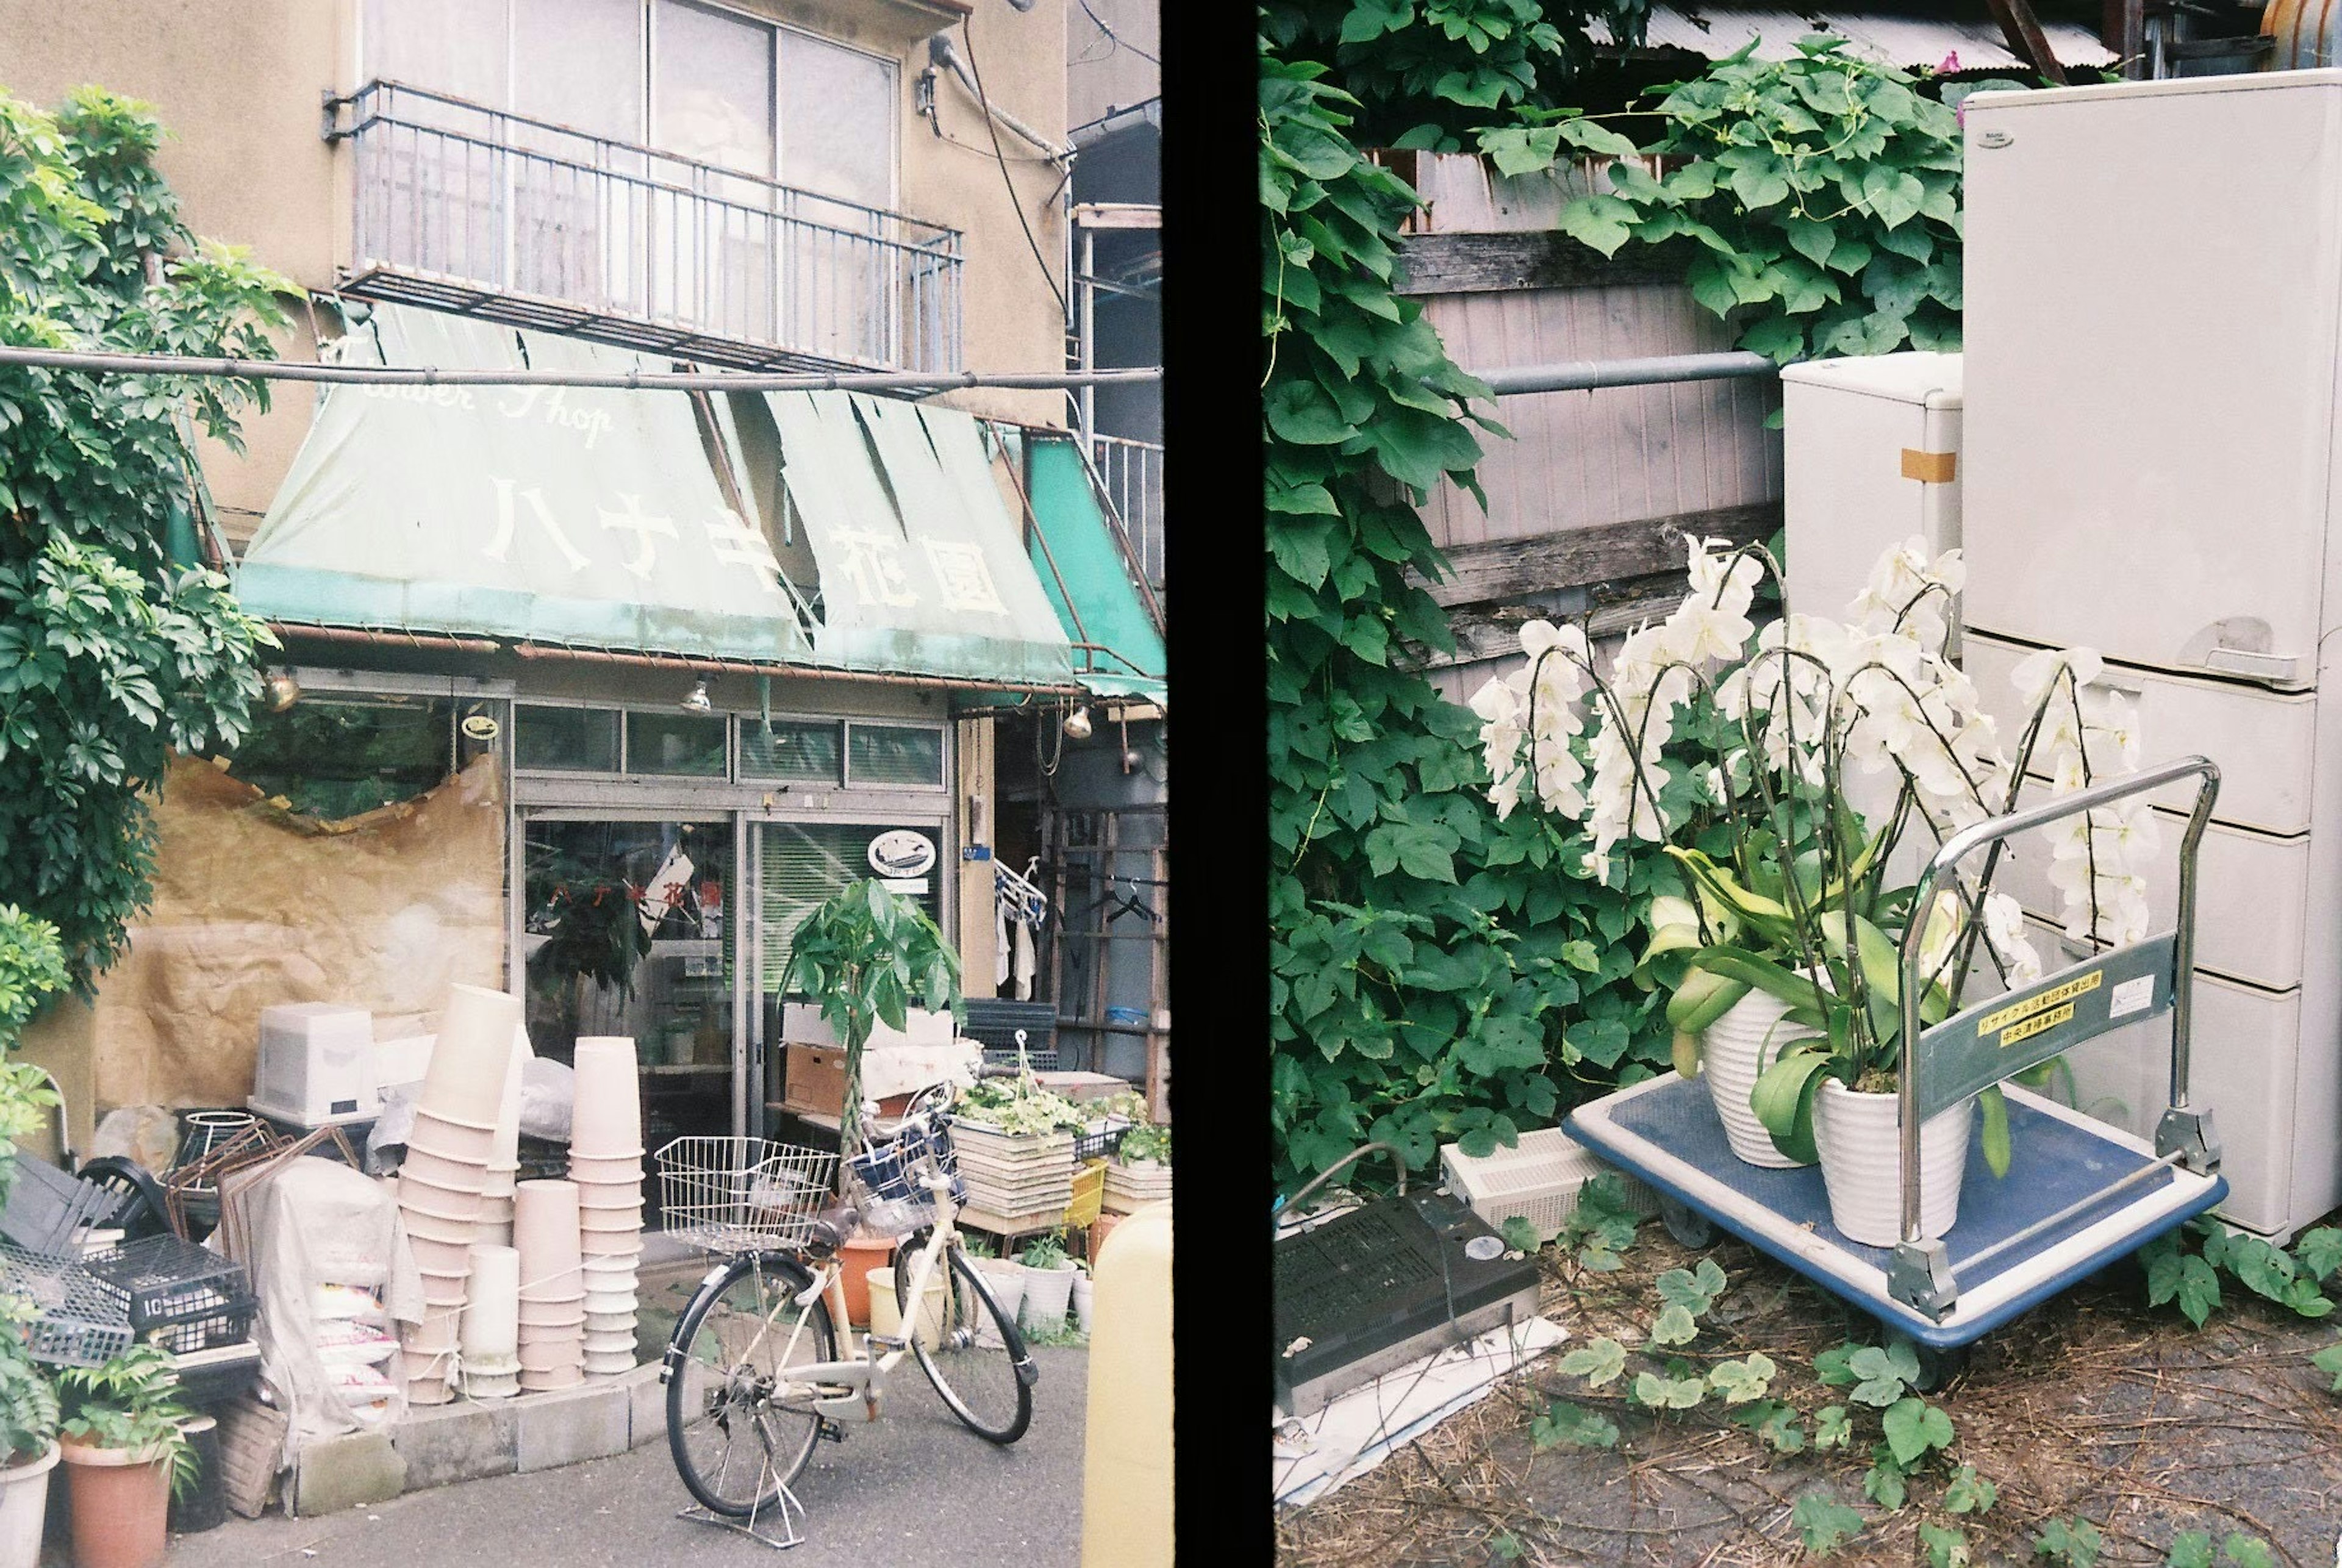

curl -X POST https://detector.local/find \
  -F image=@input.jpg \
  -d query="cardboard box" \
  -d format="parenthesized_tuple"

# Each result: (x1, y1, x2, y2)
(779, 1044, 915, 1120)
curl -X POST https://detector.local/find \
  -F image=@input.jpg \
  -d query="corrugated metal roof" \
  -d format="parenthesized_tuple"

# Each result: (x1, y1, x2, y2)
(1600, 3, 2117, 70)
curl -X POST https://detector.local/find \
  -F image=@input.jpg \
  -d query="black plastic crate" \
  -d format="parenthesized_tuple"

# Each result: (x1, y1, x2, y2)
(82, 1235, 257, 1355)
(962, 999, 1059, 1070)
(1072, 1122, 1131, 1164)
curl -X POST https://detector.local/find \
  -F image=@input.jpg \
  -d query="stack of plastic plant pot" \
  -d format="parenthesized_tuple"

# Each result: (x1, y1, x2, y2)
(568, 1037, 645, 1377)
(398, 984, 518, 1404)
(514, 1180, 584, 1391)
(459, 1244, 521, 1400)
(476, 1030, 531, 1250)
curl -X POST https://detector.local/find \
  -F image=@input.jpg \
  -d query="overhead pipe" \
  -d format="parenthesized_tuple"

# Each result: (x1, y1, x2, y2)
(0, 343, 1158, 395)
(1467, 351, 1785, 396)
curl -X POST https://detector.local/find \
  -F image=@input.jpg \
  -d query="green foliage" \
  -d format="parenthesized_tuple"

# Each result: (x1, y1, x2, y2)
(2034, 1517, 2104, 1566)
(1558, 1173, 1641, 1270)
(2311, 1335, 2342, 1392)
(781, 878, 961, 1153)
(0, 1309, 57, 1462)
(0, 908, 69, 1053)
(1259, 0, 1648, 151)
(1791, 1489, 1863, 1556)
(0, 87, 293, 990)
(2161, 1532, 2271, 1568)
(1705, 1351, 1776, 1405)
(1733, 1397, 1806, 1452)
(1555, 40, 2011, 368)
(1019, 1233, 1067, 1270)
(954, 1077, 1089, 1137)
(1812, 1404, 1851, 1450)
(1880, 1396, 1953, 1465)
(1631, 1369, 1706, 1409)
(56, 1344, 195, 1497)
(1556, 1336, 1626, 1387)
(1117, 1119, 1171, 1165)
(1530, 1398, 1617, 1450)
(1815, 1340, 1921, 1408)
(1921, 1522, 1971, 1568)
(1262, 37, 1680, 1191)
(1498, 1214, 1541, 1252)
(1943, 1464, 1997, 1515)
(2140, 1219, 2335, 1328)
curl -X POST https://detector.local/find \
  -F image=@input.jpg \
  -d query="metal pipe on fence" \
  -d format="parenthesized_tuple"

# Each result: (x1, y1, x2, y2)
(1469, 351, 1785, 396)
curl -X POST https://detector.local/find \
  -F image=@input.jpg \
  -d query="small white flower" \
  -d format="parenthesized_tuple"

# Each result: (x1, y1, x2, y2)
(2011, 645, 2104, 708)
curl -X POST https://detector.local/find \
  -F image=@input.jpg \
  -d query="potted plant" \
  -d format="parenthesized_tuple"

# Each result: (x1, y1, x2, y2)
(55, 1344, 195, 1568)
(959, 1235, 1025, 1347)
(1016, 1231, 1078, 1334)
(782, 879, 962, 1161)
(0, 1305, 58, 1568)
(1472, 537, 2146, 1243)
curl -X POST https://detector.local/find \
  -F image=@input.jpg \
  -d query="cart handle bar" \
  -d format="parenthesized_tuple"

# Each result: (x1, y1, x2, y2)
(1896, 754, 2222, 1246)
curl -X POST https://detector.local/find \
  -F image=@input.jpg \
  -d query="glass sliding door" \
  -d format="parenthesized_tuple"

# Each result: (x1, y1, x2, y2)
(521, 815, 737, 1217)
(753, 820, 944, 1137)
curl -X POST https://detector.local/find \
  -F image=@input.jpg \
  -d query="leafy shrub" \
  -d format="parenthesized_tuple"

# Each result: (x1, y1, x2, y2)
(56, 1344, 196, 1495)
(1556, 40, 2006, 365)
(0, 87, 292, 990)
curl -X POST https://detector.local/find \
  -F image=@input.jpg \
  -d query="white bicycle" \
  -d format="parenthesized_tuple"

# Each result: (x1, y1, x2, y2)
(656, 1081, 1036, 1527)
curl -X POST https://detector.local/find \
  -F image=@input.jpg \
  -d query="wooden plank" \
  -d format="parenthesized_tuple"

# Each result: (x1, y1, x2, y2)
(1420, 501, 1783, 609)
(1985, 0, 2072, 82)
(1395, 232, 1688, 297)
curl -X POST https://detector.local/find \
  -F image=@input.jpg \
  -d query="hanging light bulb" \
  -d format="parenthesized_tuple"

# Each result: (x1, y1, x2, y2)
(262, 670, 301, 714)
(680, 679, 714, 715)
(1062, 705, 1093, 740)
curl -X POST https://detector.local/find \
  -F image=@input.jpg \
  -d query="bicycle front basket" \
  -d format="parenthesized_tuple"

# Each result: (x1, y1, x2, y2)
(656, 1136, 838, 1255)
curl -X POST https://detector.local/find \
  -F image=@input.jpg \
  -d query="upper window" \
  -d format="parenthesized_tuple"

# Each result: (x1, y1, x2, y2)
(362, 0, 898, 211)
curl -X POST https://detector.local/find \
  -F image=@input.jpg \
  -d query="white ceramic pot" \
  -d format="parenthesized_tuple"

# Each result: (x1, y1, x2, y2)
(1071, 1272, 1094, 1336)
(1811, 1080, 1973, 1247)
(970, 1259, 1025, 1348)
(1019, 1261, 1077, 1334)
(0, 1441, 57, 1568)
(1700, 988, 1825, 1168)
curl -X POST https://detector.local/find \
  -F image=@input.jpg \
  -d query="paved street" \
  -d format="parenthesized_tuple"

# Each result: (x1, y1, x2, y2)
(139, 1346, 1086, 1568)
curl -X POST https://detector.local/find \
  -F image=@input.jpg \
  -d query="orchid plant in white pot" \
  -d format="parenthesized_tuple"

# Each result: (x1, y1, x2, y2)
(1470, 536, 2149, 1243)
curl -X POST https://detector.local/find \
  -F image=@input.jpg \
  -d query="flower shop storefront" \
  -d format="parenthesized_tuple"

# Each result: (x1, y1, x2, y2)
(18, 301, 1161, 1167)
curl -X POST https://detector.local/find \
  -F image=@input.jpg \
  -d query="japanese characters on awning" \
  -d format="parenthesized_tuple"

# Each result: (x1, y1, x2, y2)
(237, 303, 1080, 690)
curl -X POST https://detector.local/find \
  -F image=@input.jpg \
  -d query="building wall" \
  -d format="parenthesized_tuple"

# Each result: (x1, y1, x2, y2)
(1066, 0, 1157, 129)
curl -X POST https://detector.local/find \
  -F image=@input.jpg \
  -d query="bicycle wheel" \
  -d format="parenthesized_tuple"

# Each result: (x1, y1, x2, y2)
(895, 1237, 1033, 1444)
(667, 1252, 837, 1517)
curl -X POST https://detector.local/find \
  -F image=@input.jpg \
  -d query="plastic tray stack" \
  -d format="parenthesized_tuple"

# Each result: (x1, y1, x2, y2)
(0, 1240, 133, 1367)
(81, 1235, 257, 1355)
(1103, 1158, 1172, 1214)
(947, 1125, 1076, 1233)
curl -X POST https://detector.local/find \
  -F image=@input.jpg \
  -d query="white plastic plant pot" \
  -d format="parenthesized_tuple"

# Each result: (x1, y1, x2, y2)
(1018, 1261, 1078, 1334)
(0, 1441, 57, 1568)
(969, 1259, 1025, 1348)
(1700, 990, 1825, 1169)
(1811, 1080, 1972, 1247)
(1071, 1272, 1095, 1336)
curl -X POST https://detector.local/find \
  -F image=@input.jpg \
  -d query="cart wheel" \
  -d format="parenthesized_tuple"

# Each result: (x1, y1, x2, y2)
(1888, 1333, 1968, 1394)
(1660, 1197, 1717, 1250)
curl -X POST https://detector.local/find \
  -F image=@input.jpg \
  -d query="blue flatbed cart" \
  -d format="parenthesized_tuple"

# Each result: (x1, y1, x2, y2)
(1565, 757, 2230, 1378)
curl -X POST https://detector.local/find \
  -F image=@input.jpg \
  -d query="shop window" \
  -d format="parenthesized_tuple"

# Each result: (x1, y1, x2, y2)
(626, 711, 728, 777)
(517, 705, 622, 773)
(845, 723, 944, 789)
(739, 719, 841, 783)
(224, 696, 457, 819)
(757, 822, 941, 993)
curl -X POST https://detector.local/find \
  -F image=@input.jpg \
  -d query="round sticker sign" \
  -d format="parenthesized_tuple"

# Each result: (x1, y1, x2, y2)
(867, 830, 938, 879)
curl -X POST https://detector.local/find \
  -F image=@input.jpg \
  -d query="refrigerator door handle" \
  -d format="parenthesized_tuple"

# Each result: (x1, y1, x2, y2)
(2198, 645, 2302, 684)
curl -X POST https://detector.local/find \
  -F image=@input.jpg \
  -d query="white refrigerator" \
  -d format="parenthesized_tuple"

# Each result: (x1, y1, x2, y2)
(1961, 69, 2342, 1239)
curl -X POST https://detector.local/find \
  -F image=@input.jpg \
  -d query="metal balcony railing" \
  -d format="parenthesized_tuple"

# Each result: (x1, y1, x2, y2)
(1089, 434, 1164, 593)
(325, 81, 964, 374)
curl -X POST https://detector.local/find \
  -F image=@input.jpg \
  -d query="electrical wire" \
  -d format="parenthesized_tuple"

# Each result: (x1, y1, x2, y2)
(1075, 0, 1159, 64)
(957, 19, 1070, 322)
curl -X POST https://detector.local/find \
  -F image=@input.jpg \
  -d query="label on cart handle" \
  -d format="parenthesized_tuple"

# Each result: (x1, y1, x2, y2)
(1912, 933, 2177, 1121)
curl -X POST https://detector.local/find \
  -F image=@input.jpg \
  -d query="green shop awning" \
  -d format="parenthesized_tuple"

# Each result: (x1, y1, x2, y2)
(238, 304, 1076, 689)
(1024, 434, 1166, 703)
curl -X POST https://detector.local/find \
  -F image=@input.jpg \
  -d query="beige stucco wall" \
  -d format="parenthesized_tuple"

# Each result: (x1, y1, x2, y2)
(1067, 0, 1158, 129)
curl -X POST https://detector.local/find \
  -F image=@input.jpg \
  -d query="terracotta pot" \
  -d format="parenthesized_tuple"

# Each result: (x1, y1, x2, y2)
(1700, 989, 1825, 1169)
(58, 1441, 169, 1568)
(1811, 1081, 1973, 1247)
(0, 1441, 57, 1568)
(839, 1236, 897, 1328)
